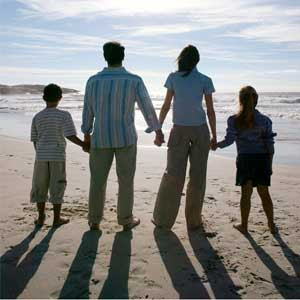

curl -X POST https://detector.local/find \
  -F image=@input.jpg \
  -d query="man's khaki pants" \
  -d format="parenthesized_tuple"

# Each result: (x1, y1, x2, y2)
(88, 144, 136, 225)
(153, 124, 210, 229)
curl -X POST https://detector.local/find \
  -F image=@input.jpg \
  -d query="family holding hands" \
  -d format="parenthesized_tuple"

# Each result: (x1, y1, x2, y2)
(30, 41, 277, 235)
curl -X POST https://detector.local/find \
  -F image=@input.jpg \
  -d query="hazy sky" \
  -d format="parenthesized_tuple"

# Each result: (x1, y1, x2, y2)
(1, 0, 300, 94)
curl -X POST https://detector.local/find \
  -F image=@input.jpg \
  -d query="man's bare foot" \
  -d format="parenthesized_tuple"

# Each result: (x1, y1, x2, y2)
(268, 222, 278, 234)
(233, 223, 248, 234)
(187, 224, 203, 231)
(53, 218, 69, 227)
(151, 219, 171, 231)
(34, 214, 45, 227)
(123, 217, 140, 231)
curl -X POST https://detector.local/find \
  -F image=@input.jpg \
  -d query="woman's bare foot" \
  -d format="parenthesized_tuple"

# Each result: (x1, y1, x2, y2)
(123, 217, 140, 231)
(268, 222, 278, 234)
(187, 224, 203, 231)
(233, 223, 248, 234)
(53, 218, 69, 227)
(34, 214, 45, 227)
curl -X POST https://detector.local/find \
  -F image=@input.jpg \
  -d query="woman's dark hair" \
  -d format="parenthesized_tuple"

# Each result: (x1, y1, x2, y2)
(235, 86, 258, 130)
(43, 83, 62, 102)
(177, 45, 200, 77)
(103, 41, 125, 65)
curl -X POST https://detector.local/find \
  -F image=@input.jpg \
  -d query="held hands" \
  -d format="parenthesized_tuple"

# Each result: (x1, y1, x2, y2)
(82, 134, 91, 153)
(82, 141, 90, 153)
(210, 136, 218, 151)
(154, 130, 165, 147)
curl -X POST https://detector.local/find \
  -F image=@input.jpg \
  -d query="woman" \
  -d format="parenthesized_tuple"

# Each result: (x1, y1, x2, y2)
(215, 86, 277, 234)
(153, 45, 217, 230)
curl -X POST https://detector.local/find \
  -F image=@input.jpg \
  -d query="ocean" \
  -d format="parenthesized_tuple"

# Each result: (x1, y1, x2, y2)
(0, 92, 299, 165)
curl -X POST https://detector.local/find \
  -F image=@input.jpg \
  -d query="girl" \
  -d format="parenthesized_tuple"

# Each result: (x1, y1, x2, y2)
(216, 86, 277, 234)
(152, 45, 217, 230)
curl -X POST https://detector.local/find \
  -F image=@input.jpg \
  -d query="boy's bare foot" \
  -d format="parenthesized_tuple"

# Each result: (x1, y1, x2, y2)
(233, 223, 248, 234)
(89, 222, 100, 231)
(123, 217, 140, 231)
(268, 222, 278, 234)
(34, 214, 45, 227)
(53, 218, 69, 227)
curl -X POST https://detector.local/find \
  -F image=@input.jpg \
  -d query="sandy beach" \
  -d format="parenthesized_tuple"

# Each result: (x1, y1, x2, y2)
(1, 134, 300, 299)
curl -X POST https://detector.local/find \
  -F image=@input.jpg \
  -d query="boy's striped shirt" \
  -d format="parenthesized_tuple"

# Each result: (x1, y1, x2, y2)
(31, 108, 76, 161)
(81, 67, 161, 148)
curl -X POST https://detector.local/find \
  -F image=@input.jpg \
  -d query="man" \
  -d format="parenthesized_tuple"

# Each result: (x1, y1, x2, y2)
(82, 41, 164, 231)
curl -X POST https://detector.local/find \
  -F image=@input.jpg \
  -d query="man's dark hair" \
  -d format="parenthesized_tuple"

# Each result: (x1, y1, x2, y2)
(43, 83, 62, 102)
(103, 41, 125, 65)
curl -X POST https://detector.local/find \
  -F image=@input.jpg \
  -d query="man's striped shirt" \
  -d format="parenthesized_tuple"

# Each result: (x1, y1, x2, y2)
(81, 67, 161, 148)
(31, 108, 77, 161)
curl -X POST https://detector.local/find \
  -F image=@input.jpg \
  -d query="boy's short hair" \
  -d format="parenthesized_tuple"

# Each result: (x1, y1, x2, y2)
(103, 41, 125, 65)
(43, 83, 62, 102)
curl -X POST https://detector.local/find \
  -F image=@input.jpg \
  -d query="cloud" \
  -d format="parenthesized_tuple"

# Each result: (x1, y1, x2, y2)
(13, 1, 300, 47)
(113, 24, 197, 37)
(225, 23, 300, 43)
(15, 0, 236, 19)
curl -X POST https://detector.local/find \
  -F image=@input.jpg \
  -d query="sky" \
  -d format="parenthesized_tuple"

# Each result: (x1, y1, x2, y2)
(0, 0, 300, 94)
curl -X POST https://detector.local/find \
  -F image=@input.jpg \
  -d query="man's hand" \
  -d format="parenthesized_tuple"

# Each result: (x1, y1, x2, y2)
(210, 136, 217, 151)
(82, 134, 91, 153)
(154, 130, 165, 147)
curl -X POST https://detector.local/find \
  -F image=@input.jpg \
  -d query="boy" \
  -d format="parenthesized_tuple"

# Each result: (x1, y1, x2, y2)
(30, 83, 85, 227)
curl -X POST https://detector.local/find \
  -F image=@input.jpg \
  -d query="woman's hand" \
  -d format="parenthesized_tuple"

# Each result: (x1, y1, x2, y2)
(154, 130, 165, 147)
(210, 137, 217, 151)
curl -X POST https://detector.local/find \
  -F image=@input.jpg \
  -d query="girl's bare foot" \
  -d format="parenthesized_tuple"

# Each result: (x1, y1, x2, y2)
(88, 222, 100, 230)
(233, 223, 248, 234)
(34, 214, 45, 227)
(53, 218, 69, 227)
(268, 222, 278, 234)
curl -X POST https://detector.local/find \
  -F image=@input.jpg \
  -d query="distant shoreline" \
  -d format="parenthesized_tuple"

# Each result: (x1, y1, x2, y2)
(0, 84, 79, 95)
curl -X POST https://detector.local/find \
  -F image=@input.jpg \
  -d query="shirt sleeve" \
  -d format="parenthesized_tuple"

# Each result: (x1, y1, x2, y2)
(64, 112, 77, 137)
(164, 73, 174, 91)
(263, 118, 276, 154)
(30, 116, 38, 142)
(218, 116, 236, 148)
(81, 79, 94, 135)
(136, 79, 161, 133)
(204, 77, 215, 95)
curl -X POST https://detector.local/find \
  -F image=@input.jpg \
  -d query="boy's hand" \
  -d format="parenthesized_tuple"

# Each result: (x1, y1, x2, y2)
(82, 141, 90, 153)
(154, 130, 165, 147)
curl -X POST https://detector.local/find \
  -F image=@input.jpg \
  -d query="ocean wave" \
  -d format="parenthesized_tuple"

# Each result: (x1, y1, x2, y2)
(279, 99, 300, 104)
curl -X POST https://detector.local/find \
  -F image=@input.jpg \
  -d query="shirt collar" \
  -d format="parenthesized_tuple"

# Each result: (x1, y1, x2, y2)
(101, 66, 126, 73)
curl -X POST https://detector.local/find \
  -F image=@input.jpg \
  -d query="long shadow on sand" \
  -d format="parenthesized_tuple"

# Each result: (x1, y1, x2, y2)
(59, 230, 101, 299)
(154, 228, 210, 299)
(98, 231, 132, 299)
(188, 230, 241, 299)
(1, 226, 56, 299)
(246, 233, 300, 299)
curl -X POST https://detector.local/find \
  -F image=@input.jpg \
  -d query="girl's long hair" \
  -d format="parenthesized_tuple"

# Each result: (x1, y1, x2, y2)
(235, 86, 258, 130)
(177, 45, 200, 77)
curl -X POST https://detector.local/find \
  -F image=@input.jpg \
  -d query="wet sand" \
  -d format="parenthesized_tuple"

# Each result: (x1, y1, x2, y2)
(1, 135, 299, 299)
